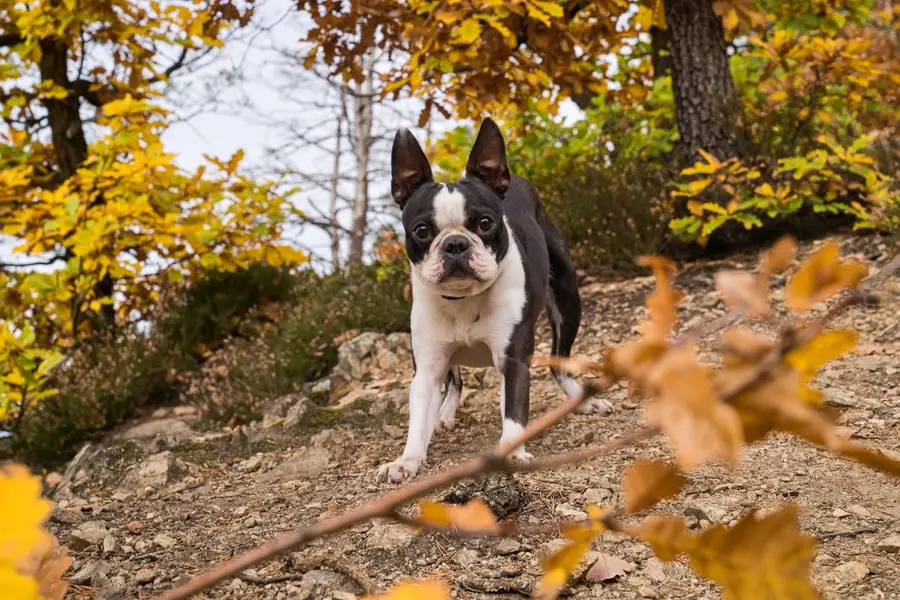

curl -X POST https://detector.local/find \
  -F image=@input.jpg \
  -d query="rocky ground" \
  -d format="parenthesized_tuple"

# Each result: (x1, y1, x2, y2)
(50, 234, 900, 600)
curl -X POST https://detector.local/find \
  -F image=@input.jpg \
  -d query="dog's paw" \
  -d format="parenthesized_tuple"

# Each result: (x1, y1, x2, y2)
(375, 456, 422, 483)
(508, 448, 535, 465)
(574, 397, 614, 415)
(436, 416, 456, 433)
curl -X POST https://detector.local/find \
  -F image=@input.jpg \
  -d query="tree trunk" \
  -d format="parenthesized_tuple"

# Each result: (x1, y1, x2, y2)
(650, 26, 673, 79)
(329, 99, 344, 273)
(663, 0, 743, 165)
(39, 39, 116, 329)
(347, 56, 374, 265)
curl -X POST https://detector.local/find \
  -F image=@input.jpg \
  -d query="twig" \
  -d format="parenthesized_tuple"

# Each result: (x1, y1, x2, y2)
(817, 528, 877, 541)
(240, 555, 378, 594)
(51, 443, 98, 499)
(155, 251, 900, 600)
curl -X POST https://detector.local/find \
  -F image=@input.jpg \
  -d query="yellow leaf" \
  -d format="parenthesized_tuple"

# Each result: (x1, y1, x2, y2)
(723, 9, 739, 31)
(621, 459, 685, 515)
(785, 241, 868, 310)
(417, 499, 498, 533)
(785, 330, 857, 380)
(634, 256, 684, 342)
(687, 200, 704, 216)
(363, 579, 450, 600)
(562, 504, 611, 543)
(754, 182, 775, 197)
(696, 148, 721, 168)
(532, 1, 564, 18)
(536, 541, 590, 599)
(0, 568, 39, 600)
(769, 89, 788, 103)
(454, 19, 482, 44)
(628, 515, 696, 560)
(687, 177, 714, 194)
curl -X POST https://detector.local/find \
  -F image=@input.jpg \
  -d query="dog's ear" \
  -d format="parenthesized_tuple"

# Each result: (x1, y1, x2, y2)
(466, 117, 510, 196)
(391, 129, 434, 208)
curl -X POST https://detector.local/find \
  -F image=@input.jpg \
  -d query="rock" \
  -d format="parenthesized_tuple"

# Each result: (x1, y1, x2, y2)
(153, 533, 177, 549)
(876, 534, 900, 554)
(368, 390, 407, 415)
(583, 488, 611, 505)
(172, 405, 198, 417)
(332, 592, 358, 600)
(496, 539, 522, 555)
(69, 520, 109, 550)
(643, 558, 666, 583)
(263, 394, 302, 428)
(121, 451, 184, 490)
(832, 561, 869, 585)
(135, 568, 156, 585)
(366, 520, 416, 550)
(117, 419, 195, 448)
(335, 332, 411, 381)
(102, 534, 120, 555)
(259, 447, 331, 482)
(685, 501, 726, 524)
(69, 559, 110, 585)
(296, 569, 364, 600)
(453, 548, 479, 568)
(284, 398, 313, 430)
(442, 473, 526, 520)
(555, 502, 588, 520)
(242, 455, 263, 473)
(585, 553, 634, 582)
(310, 428, 342, 448)
(847, 504, 871, 518)
(231, 425, 250, 451)
(538, 539, 569, 562)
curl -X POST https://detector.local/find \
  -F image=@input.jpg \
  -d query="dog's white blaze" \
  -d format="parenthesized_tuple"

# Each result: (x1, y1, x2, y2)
(432, 185, 467, 230)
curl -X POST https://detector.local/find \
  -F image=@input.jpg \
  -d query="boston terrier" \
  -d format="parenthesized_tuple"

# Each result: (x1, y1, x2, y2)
(376, 118, 613, 483)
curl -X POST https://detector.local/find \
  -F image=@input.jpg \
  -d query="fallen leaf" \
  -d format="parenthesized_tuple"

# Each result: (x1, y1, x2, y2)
(786, 241, 868, 310)
(585, 553, 635, 582)
(417, 499, 498, 533)
(635, 256, 684, 341)
(622, 459, 686, 514)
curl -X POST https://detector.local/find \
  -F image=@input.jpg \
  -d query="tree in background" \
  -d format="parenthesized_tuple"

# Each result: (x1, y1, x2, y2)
(0, 2, 306, 425)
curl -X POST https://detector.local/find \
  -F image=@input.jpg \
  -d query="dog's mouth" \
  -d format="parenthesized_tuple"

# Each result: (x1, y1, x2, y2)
(439, 259, 482, 283)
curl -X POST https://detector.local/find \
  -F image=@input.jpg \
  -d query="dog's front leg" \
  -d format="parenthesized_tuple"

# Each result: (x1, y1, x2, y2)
(496, 329, 536, 464)
(376, 356, 445, 483)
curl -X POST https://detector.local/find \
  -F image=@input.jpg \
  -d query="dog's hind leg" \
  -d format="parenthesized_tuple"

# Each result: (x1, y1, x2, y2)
(437, 366, 463, 432)
(543, 218, 613, 415)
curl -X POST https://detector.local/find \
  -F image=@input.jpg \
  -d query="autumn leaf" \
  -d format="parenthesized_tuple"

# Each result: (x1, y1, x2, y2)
(715, 270, 770, 316)
(417, 499, 499, 533)
(786, 241, 868, 310)
(536, 541, 591, 600)
(604, 340, 668, 383)
(635, 256, 684, 342)
(532, 355, 603, 376)
(720, 327, 775, 368)
(643, 347, 744, 470)
(363, 579, 450, 600)
(785, 329, 857, 403)
(454, 19, 482, 44)
(621, 459, 686, 514)
(760, 235, 797, 276)
(584, 553, 635, 582)
(628, 515, 696, 561)
(561, 504, 611, 543)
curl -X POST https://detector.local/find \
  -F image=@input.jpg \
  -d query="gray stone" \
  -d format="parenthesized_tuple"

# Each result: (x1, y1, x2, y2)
(69, 521, 109, 550)
(876, 534, 900, 554)
(643, 558, 667, 583)
(153, 533, 177, 549)
(365, 520, 416, 550)
(583, 488, 612, 505)
(117, 419, 194, 445)
(242, 454, 263, 473)
(259, 447, 331, 482)
(335, 332, 411, 381)
(555, 502, 588, 520)
(284, 398, 312, 430)
(263, 394, 302, 427)
(452, 548, 479, 568)
(296, 569, 364, 600)
(833, 561, 869, 584)
(135, 568, 156, 585)
(121, 451, 183, 490)
(102, 534, 120, 555)
(69, 559, 110, 585)
(496, 539, 522, 555)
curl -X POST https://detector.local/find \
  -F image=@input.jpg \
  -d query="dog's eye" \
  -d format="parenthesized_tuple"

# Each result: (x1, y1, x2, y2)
(413, 224, 431, 240)
(477, 216, 495, 233)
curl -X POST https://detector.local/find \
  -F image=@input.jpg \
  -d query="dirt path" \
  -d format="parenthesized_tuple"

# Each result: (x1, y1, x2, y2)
(53, 235, 900, 600)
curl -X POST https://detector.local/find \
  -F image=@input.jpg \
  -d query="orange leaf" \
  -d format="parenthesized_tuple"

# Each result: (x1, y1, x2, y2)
(786, 241, 868, 310)
(760, 235, 797, 276)
(417, 499, 498, 533)
(715, 270, 769, 316)
(535, 541, 590, 600)
(363, 579, 450, 600)
(621, 459, 686, 514)
(635, 256, 684, 342)
(562, 504, 611, 543)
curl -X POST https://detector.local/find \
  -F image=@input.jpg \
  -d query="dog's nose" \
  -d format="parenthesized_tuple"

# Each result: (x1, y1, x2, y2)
(442, 235, 471, 257)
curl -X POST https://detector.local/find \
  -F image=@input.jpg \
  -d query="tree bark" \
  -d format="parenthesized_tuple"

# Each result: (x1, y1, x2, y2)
(663, 0, 743, 165)
(650, 26, 673, 79)
(329, 97, 345, 273)
(347, 55, 374, 265)
(39, 38, 116, 329)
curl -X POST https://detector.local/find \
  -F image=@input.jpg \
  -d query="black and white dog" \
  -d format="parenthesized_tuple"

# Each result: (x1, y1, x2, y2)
(376, 118, 612, 483)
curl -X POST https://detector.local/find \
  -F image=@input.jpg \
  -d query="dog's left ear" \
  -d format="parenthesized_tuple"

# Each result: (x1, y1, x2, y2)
(466, 117, 510, 197)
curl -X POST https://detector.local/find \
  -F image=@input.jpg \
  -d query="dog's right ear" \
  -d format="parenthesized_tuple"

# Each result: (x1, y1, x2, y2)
(391, 129, 434, 209)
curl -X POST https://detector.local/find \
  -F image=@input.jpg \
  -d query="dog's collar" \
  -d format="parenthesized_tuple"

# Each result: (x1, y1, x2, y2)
(441, 295, 465, 301)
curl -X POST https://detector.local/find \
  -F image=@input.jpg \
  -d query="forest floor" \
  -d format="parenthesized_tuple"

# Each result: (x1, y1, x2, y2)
(51, 233, 900, 600)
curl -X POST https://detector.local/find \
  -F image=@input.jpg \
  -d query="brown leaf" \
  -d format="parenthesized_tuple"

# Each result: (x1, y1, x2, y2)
(786, 241, 868, 310)
(835, 441, 900, 477)
(604, 339, 667, 383)
(585, 553, 635, 582)
(720, 327, 776, 368)
(536, 540, 591, 600)
(760, 235, 797, 276)
(621, 459, 685, 515)
(628, 515, 696, 561)
(715, 270, 770, 316)
(532, 355, 603, 376)
(635, 256, 684, 341)
(644, 347, 744, 470)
